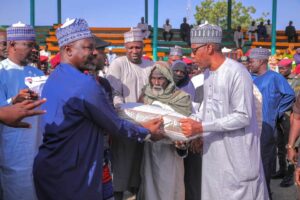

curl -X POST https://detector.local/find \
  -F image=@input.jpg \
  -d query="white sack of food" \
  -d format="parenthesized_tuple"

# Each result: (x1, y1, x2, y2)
(24, 76, 48, 96)
(118, 102, 200, 142)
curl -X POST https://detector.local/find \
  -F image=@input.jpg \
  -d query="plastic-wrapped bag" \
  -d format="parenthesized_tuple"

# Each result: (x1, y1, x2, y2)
(24, 76, 48, 96)
(118, 102, 199, 142)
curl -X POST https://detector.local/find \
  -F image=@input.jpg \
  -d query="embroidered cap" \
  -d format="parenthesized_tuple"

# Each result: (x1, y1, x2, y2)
(7, 22, 36, 41)
(56, 18, 93, 47)
(169, 45, 183, 56)
(249, 48, 271, 60)
(190, 22, 222, 44)
(124, 27, 144, 43)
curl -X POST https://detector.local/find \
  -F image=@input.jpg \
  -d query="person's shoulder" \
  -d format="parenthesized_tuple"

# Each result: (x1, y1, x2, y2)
(111, 56, 126, 64)
(225, 58, 245, 71)
(224, 58, 251, 78)
(77, 75, 100, 94)
(141, 59, 154, 66)
(109, 56, 126, 67)
(25, 65, 44, 75)
(174, 88, 190, 98)
(266, 70, 286, 81)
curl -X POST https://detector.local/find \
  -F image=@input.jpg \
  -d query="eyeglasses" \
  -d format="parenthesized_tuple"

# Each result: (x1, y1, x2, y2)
(191, 44, 207, 55)
(14, 41, 35, 48)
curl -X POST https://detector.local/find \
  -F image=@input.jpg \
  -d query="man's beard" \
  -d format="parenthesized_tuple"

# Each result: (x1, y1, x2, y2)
(152, 86, 164, 97)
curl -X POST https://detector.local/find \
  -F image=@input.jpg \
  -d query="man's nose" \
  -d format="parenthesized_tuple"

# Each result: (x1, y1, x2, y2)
(154, 79, 159, 85)
(132, 48, 139, 53)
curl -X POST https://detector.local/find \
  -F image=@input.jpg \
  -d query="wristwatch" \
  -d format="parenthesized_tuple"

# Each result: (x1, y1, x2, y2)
(285, 144, 295, 150)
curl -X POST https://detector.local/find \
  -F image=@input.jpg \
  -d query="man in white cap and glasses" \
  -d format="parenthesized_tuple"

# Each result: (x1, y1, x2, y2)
(0, 21, 44, 200)
(249, 48, 295, 198)
(179, 23, 269, 199)
(33, 19, 163, 200)
(106, 27, 153, 200)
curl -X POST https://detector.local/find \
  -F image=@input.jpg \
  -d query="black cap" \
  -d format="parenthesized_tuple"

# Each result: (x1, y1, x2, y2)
(94, 35, 111, 49)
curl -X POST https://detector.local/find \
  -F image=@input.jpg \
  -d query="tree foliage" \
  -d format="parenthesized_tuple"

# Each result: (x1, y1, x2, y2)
(194, 0, 269, 29)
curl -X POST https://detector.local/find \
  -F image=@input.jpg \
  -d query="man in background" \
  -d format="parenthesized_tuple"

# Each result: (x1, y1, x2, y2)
(0, 29, 7, 61)
(163, 19, 173, 41)
(106, 27, 154, 200)
(0, 21, 44, 200)
(285, 21, 298, 43)
(180, 17, 191, 46)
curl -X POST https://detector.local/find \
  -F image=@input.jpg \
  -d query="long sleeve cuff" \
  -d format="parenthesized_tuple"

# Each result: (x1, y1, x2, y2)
(121, 120, 150, 142)
(136, 126, 150, 142)
(202, 121, 218, 133)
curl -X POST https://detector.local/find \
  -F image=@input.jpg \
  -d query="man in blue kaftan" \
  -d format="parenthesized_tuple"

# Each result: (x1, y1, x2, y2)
(0, 22, 44, 200)
(33, 18, 163, 200)
(249, 48, 295, 198)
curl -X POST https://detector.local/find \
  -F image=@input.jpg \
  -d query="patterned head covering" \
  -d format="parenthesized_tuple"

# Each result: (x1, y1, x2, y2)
(56, 18, 93, 47)
(190, 22, 222, 44)
(249, 48, 271, 60)
(143, 61, 192, 116)
(169, 45, 183, 56)
(278, 59, 293, 68)
(124, 27, 144, 43)
(7, 22, 35, 41)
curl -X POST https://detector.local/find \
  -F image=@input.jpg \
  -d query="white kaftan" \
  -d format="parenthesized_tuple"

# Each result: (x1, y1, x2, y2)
(138, 101, 185, 200)
(106, 56, 153, 191)
(198, 58, 268, 200)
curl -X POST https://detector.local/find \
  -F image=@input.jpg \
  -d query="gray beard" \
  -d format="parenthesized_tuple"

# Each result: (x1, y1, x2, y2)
(152, 86, 164, 97)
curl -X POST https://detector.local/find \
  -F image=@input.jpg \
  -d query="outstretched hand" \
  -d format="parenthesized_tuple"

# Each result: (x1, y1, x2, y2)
(140, 117, 164, 141)
(179, 118, 203, 137)
(0, 99, 46, 128)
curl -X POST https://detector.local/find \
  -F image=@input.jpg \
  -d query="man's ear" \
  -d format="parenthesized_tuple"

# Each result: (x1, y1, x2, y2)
(206, 44, 214, 55)
(64, 45, 73, 57)
(8, 41, 16, 51)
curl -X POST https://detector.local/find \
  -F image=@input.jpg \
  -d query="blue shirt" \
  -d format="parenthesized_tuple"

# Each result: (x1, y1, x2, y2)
(33, 63, 149, 199)
(0, 58, 44, 200)
(252, 70, 295, 130)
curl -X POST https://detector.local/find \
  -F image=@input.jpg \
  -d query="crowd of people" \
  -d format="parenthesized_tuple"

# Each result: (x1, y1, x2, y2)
(234, 19, 298, 49)
(0, 17, 300, 200)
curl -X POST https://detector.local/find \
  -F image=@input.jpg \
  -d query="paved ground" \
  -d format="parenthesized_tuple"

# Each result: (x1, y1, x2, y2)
(271, 178, 299, 200)
(122, 177, 300, 200)
(124, 181, 300, 200)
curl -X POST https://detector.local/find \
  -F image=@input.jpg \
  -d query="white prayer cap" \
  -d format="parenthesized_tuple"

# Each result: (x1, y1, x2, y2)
(124, 27, 144, 43)
(191, 22, 222, 44)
